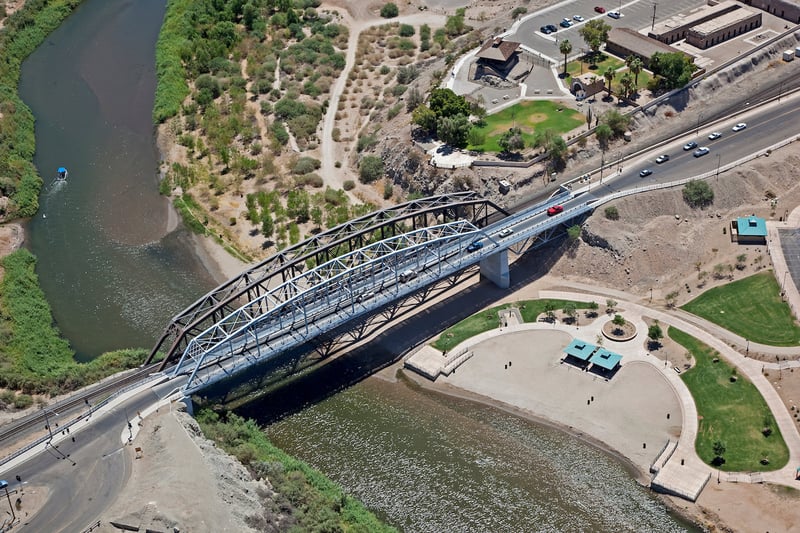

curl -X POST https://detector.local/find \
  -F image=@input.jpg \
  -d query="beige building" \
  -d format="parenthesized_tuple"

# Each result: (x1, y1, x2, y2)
(687, 7, 762, 48)
(605, 28, 692, 68)
(744, 0, 800, 23)
(649, 1, 740, 44)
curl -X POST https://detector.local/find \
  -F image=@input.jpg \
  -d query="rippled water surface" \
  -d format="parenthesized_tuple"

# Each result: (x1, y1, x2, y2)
(267, 377, 696, 532)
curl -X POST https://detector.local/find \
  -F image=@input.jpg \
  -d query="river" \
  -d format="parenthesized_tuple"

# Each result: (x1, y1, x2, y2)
(18, 1, 695, 530)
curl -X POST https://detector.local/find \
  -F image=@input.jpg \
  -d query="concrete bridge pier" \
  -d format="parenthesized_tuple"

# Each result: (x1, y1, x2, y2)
(479, 248, 510, 288)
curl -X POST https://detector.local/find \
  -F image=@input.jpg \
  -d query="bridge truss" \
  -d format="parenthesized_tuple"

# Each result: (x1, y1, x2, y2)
(149, 192, 509, 370)
(173, 220, 489, 393)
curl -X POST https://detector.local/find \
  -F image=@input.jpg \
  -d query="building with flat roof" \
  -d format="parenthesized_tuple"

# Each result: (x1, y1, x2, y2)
(563, 339, 596, 362)
(649, 1, 740, 44)
(731, 216, 767, 244)
(744, 0, 800, 24)
(606, 28, 691, 68)
(687, 7, 762, 49)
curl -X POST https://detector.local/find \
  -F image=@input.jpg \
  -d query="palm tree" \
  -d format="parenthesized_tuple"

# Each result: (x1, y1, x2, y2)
(619, 72, 634, 100)
(559, 39, 572, 77)
(603, 67, 615, 98)
(627, 55, 643, 86)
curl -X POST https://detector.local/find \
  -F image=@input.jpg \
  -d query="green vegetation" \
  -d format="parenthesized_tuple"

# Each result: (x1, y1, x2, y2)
(467, 101, 583, 153)
(431, 299, 591, 352)
(682, 272, 800, 346)
(682, 180, 714, 208)
(565, 54, 624, 81)
(0, 0, 85, 219)
(604, 206, 619, 220)
(671, 327, 789, 470)
(649, 51, 697, 91)
(197, 410, 396, 532)
(380, 2, 398, 18)
(0, 250, 145, 394)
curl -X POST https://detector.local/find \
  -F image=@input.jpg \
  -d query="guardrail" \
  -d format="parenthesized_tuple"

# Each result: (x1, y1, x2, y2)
(0, 372, 166, 469)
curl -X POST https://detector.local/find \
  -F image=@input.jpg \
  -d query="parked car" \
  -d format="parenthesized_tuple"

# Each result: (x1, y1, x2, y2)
(540, 25, 551, 34)
(560, 18, 573, 28)
(708, 132, 722, 140)
(548, 24, 558, 32)
(683, 140, 698, 151)
(594, 6, 606, 13)
(639, 169, 653, 177)
(467, 240, 484, 252)
(655, 154, 670, 164)
(732, 122, 747, 132)
(547, 205, 564, 216)
(498, 227, 514, 237)
(573, 15, 585, 22)
(693, 147, 710, 157)
(608, 10, 621, 18)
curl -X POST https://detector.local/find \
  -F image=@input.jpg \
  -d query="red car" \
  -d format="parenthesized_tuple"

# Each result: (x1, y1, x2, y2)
(547, 205, 564, 216)
(594, 6, 606, 13)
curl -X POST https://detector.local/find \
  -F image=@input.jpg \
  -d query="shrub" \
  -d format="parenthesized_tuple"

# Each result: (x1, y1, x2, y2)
(343, 180, 356, 191)
(380, 3, 399, 18)
(13, 394, 33, 410)
(357, 133, 378, 153)
(359, 155, 384, 183)
(396, 65, 419, 84)
(292, 157, 322, 175)
(399, 24, 415, 37)
(383, 180, 393, 199)
(295, 173, 324, 187)
(604, 206, 619, 220)
(683, 180, 714, 208)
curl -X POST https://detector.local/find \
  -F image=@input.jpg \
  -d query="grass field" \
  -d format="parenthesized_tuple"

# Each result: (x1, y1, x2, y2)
(467, 101, 584, 153)
(564, 54, 626, 83)
(681, 271, 800, 346)
(671, 327, 789, 471)
(431, 299, 593, 352)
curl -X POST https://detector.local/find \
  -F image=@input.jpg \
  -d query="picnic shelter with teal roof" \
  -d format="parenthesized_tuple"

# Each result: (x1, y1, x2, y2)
(563, 339, 596, 362)
(590, 348, 622, 371)
(733, 216, 767, 244)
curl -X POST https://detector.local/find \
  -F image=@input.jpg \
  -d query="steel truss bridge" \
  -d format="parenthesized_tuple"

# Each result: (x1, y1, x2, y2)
(151, 190, 593, 394)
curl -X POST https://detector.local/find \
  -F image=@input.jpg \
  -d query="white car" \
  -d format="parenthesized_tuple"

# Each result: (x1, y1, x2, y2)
(499, 227, 514, 237)
(608, 10, 621, 19)
(708, 132, 721, 140)
(732, 122, 747, 132)
(573, 15, 585, 22)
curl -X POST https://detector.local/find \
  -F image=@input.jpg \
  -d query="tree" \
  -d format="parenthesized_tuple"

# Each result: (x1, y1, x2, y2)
(650, 51, 695, 90)
(498, 127, 525, 154)
(606, 299, 617, 312)
(261, 211, 274, 239)
(359, 155, 384, 183)
(619, 72, 634, 100)
(411, 104, 437, 134)
(567, 224, 581, 242)
(648, 322, 664, 350)
(578, 19, 611, 57)
(712, 440, 726, 466)
(604, 206, 619, 220)
(595, 123, 612, 151)
(444, 7, 468, 36)
(600, 109, 630, 136)
(436, 114, 471, 148)
(627, 55, 644, 86)
(682, 180, 714, 208)
(585, 105, 592, 129)
(736, 254, 748, 270)
(612, 314, 626, 327)
(543, 301, 557, 322)
(429, 88, 470, 118)
(534, 129, 567, 170)
(563, 302, 578, 324)
(380, 2, 398, 18)
(559, 39, 572, 76)
(603, 67, 615, 98)
(586, 301, 599, 318)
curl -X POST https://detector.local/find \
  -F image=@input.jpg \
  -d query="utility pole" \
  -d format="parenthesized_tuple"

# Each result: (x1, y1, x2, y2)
(652, 3, 657, 31)
(2, 483, 15, 525)
(42, 407, 54, 442)
(716, 153, 721, 180)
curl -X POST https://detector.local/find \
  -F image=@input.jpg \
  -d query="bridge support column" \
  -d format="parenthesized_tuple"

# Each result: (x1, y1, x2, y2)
(480, 248, 510, 288)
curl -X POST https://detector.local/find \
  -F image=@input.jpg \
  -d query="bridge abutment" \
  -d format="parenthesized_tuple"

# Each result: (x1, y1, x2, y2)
(480, 248, 510, 288)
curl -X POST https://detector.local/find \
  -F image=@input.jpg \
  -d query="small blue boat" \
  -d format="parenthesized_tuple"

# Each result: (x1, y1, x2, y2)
(57, 167, 68, 181)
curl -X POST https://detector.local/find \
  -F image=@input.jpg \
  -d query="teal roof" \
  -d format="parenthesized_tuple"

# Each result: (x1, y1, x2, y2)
(590, 348, 622, 370)
(736, 216, 767, 237)
(564, 339, 596, 361)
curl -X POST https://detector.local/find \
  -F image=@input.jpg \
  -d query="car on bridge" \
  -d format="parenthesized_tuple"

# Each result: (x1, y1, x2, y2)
(498, 227, 514, 237)
(683, 140, 698, 151)
(693, 147, 710, 157)
(547, 205, 564, 216)
(639, 169, 653, 177)
(708, 132, 722, 140)
(467, 240, 484, 252)
(655, 154, 670, 164)
(732, 122, 747, 132)
(399, 269, 417, 282)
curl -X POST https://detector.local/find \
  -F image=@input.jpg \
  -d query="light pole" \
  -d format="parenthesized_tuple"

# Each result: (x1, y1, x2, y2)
(41, 407, 57, 442)
(696, 113, 703, 137)
(650, 287, 653, 302)
(715, 153, 721, 180)
(0, 481, 15, 525)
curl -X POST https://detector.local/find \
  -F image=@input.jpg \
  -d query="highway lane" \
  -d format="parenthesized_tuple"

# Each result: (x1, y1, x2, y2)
(588, 98, 800, 194)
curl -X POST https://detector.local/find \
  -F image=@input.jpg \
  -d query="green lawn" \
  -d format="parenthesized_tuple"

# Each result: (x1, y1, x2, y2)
(671, 327, 789, 471)
(467, 101, 584, 153)
(681, 271, 800, 346)
(614, 67, 651, 91)
(431, 299, 592, 352)
(564, 53, 625, 81)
